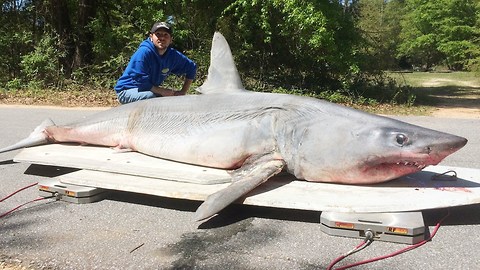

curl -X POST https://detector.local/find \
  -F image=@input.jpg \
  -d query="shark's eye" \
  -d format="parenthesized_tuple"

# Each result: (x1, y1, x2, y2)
(396, 134, 408, 146)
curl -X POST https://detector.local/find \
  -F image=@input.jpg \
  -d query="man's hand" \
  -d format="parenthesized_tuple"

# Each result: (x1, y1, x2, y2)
(151, 86, 175, 97)
(151, 78, 193, 97)
(173, 91, 186, 96)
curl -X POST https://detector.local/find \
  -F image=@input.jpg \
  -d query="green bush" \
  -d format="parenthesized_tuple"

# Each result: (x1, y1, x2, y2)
(20, 34, 64, 88)
(5, 78, 23, 90)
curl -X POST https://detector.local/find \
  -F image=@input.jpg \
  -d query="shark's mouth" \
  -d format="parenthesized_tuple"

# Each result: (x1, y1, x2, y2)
(360, 155, 437, 183)
(320, 157, 434, 184)
(391, 160, 427, 170)
(378, 160, 428, 176)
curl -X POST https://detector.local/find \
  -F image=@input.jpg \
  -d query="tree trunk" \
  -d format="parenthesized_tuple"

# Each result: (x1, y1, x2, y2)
(50, 0, 75, 77)
(74, 0, 96, 70)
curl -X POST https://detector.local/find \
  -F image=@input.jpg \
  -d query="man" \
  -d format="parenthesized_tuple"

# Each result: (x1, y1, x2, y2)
(114, 22, 197, 104)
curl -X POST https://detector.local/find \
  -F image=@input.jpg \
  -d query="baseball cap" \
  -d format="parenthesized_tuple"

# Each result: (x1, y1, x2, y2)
(150, 22, 172, 35)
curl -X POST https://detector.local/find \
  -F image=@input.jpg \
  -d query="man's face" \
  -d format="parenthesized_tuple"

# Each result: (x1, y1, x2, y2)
(150, 29, 172, 53)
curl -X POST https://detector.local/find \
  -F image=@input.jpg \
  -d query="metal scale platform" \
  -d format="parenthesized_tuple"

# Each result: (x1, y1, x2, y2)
(37, 177, 426, 244)
(38, 178, 107, 204)
(320, 211, 426, 244)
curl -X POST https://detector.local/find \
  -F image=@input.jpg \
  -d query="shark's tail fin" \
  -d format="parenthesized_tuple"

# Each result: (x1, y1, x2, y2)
(0, 118, 54, 154)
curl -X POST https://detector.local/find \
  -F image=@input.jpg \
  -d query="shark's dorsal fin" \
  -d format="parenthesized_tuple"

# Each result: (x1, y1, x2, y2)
(196, 32, 246, 94)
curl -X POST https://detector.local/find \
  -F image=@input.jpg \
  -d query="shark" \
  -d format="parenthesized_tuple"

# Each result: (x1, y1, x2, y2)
(0, 32, 468, 221)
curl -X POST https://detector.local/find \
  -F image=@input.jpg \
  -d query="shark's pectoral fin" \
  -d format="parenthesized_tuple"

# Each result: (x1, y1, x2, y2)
(0, 118, 54, 154)
(194, 155, 285, 222)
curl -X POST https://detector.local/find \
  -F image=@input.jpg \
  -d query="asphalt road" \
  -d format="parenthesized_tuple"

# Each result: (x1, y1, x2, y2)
(0, 106, 479, 270)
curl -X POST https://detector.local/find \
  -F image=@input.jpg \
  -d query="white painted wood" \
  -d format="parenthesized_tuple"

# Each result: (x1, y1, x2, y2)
(14, 144, 232, 184)
(55, 166, 480, 213)
(14, 144, 480, 212)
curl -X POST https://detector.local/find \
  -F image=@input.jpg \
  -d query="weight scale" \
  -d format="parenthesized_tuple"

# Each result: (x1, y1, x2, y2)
(37, 178, 426, 244)
(320, 211, 426, 244)
(38, 178, 107, 204)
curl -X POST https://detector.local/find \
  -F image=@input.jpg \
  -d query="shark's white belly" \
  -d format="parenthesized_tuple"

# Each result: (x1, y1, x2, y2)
(131, 113, 279, 169)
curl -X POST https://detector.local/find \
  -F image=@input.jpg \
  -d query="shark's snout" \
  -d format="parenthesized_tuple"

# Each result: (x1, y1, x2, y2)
(434, 135, 468, 153)
(424, 134, 468, 166)
(453, 136, 468, 149)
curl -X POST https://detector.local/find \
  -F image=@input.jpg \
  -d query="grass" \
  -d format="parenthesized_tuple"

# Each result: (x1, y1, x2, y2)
(387, 71, 480, 113)
(388, 71, 479, 87)
(0, 72, 478, 116)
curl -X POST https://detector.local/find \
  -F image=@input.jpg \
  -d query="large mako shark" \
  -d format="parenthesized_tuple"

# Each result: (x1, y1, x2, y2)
(0, 32, 467, 221)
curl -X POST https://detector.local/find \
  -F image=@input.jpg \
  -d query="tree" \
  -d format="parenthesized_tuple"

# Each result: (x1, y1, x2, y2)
(356, 0, 406, 70)
(398, 0, 479, 70)
(49, 0, 75, 76)
(74, 0, 96, 69)
(217, 0, 360, 91)
(465, 0, 480, 72)
(0, 0, 408, 103)
(0, 0, 33, 82)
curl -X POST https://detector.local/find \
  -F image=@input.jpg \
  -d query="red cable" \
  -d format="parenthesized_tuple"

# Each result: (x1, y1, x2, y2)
(0, 182, 38, 202)
(0, 197, 49, 218)
(326, 241, 369, 270)
(0, 182, 53, 219)
(329, 211, 450, 270)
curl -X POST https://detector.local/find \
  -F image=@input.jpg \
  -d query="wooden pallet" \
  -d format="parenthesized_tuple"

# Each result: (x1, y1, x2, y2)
(14, 144, 480, 212)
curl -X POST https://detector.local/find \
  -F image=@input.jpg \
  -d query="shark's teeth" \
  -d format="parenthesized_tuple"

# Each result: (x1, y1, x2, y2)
(395, 161, 426, 169)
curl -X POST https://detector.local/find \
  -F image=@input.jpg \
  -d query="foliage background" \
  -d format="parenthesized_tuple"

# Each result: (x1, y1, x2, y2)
(0, 0, 479, 106)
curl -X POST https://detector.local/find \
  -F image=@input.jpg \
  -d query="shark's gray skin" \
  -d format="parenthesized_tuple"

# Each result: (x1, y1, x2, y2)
(0, 33, 468, 221)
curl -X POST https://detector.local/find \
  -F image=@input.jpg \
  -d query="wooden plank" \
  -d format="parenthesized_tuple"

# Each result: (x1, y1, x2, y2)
(14, 144, 480, 212)
(57, 166, 480, 213)
(14, 144, 231, 185)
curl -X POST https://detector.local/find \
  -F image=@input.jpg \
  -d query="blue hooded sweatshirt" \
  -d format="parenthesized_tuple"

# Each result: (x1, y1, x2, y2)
(114, 38, 197, 93)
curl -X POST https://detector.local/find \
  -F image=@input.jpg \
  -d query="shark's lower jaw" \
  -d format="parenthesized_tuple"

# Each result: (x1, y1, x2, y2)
(379, 161, 427, 175)
(307, 161, 430, 184)
(361, 158, 436, 183)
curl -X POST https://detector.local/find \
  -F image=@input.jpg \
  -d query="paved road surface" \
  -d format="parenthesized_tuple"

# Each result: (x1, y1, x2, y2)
(0, 106, 479, 270)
